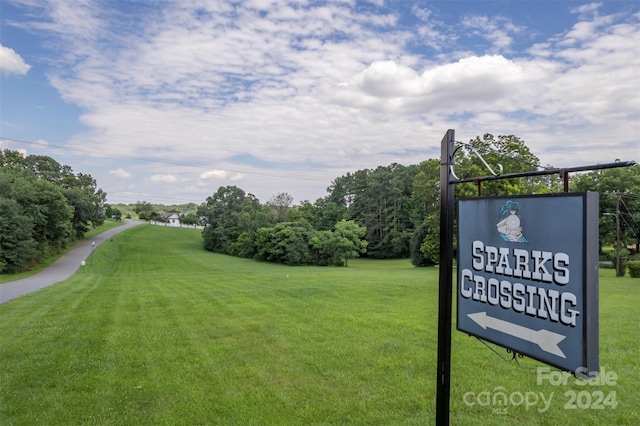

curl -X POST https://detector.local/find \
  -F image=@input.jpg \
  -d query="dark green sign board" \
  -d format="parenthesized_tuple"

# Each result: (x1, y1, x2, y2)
(457, 193, 599, 375)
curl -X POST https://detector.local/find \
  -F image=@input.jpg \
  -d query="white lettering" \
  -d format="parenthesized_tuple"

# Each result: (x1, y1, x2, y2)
(472, 241, 484, 271)
(487, 278, 500, 305)
(561, 292, 579, 326)
(469, 244, 570, 283)
(473, 275, 487, 302)
(532, 250, 553, 282)
(499, 280, 512, 309)
(537, 288, 560, 322)
(513, 283, 526, 312)
(461, 269, 473, 298)
(462, 242, 581, 325)
(513, 248, 531, 279)
(554, 253, 570, 285)
(460, 271, 580, 325)
(495, 247, 512, 275)
(485, 245, 498, 273)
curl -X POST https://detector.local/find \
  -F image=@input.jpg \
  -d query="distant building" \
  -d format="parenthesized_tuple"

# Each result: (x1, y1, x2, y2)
(162, 213, 182, 227)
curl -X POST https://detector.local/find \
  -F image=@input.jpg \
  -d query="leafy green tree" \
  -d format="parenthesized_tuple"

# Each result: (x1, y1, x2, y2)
(454, 134, 548, 198)
(63, 178, 106, 238)
(310, 229, 343, 266)
(571, 165, 640, 254)
(290, 198, 347, 231)
(328, 164, 419, 258)
(333, 220, 368, 266)
(1, 164, 72, 264)
(230, 208, 274, 258)
(313, 198, 347, 231)
(227, 231, 256, 258)
(0, 197, 37, 273)
(289, 200, 317, 224)
(266, 192, 293, 223)
(134, 201, 156, 221)
(254, 226, 276, 261)
(419, 211, 441, 265)
(17, 154, 106, 238)
(180, 213, 200, 226)
(29, 180, 73, 250)
(412, 158, 440, 213)
(410, 223, 431, 266)
(0, 149, 27, 172)
(411, 134, 548, 265)
(264, 221, 314, 265)
(23, 154, 68, 184)
(0, 150, 106, 272)
(201, 186, 262, 253)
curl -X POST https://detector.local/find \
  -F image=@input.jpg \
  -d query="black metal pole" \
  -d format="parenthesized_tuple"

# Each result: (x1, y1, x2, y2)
(436, 130, 455, 425)
(452, 161, 636, 185)
(615, 192, 621, 276)
(431, 136, 633, 423)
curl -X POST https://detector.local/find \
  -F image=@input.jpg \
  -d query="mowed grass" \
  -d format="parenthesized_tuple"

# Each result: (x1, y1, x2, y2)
(0, 225, 638, 425)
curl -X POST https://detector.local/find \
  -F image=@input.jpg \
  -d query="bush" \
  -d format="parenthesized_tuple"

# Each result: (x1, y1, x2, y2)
(617, 259, 628, 277)
(608, 248, 629, 277)
(628, 261, 640, 278)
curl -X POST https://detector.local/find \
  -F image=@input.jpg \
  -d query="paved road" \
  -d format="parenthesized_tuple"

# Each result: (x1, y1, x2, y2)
(0, 220, 143, 305)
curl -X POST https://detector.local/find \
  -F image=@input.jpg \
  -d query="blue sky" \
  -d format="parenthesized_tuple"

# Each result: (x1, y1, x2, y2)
(1, 0, 638, 205)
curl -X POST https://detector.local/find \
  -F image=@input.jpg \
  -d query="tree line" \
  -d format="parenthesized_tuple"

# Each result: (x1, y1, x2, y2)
(198, 134, 639, 267)
(2, 134, 636, 272)
(0, 150, 106, 273)
(196, 185, 367, 266)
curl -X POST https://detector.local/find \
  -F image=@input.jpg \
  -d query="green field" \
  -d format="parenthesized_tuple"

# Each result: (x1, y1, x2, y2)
(1, 225, 638, 425)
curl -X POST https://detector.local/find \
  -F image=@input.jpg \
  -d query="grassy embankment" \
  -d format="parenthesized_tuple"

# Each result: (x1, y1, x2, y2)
(0, 219, 125, 284)
(0, 225, 638, 425)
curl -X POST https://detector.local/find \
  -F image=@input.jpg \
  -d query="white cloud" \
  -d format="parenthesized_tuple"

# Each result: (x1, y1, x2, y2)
(0, 45, 31, 75)
(7, 0, 639, 204)
(200, 170, 228, 179)
(326, 55, 547, 115)
(571, 2, 603, 18)
(460, 15, 523, 51)
(109, 168, 132, 179)
(149, 174, 178, 183)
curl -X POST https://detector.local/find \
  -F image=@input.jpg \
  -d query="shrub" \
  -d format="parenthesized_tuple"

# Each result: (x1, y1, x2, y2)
(628, 261, 640, 278)
(608, 248, 629, 277)
(617, 259, 628, 277)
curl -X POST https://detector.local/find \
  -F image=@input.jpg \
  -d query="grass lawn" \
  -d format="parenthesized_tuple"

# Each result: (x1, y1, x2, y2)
(0, 225, 638, 425)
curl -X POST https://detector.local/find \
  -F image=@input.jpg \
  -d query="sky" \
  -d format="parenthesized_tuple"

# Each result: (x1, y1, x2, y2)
(1, 0, 639, 206)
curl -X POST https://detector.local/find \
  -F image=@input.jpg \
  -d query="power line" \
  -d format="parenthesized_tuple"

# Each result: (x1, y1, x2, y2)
(107, 192, 204, 204)
(620, 197, 640, 231)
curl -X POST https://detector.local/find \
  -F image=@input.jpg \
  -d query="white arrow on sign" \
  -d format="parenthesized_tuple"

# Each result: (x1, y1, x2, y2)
(467, 311, 567, 359)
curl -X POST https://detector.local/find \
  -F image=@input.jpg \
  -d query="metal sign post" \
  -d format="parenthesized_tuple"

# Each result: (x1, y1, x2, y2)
(435, 129, 455, 425)
(433, 129, 634, 424)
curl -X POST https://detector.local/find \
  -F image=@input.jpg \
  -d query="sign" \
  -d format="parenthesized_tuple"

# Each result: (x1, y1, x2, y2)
(457, 193, 599, 375)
